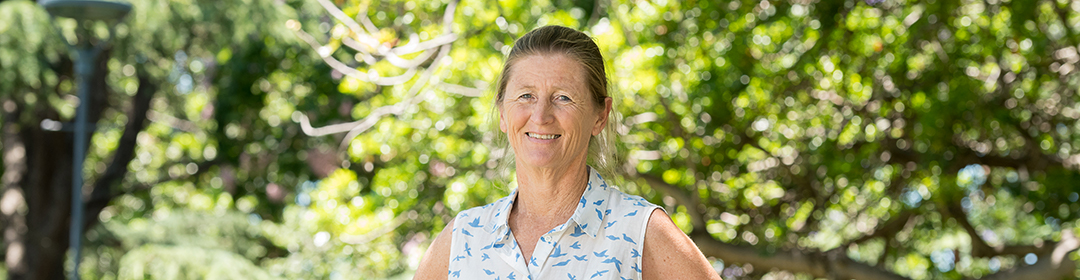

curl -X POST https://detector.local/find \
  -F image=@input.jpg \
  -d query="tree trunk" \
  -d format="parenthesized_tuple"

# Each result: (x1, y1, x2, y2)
(1, 101, 31, 277)
(1, 102, 74, 280)
(21, 121, 75, 280)
(0, 45, 134, 280)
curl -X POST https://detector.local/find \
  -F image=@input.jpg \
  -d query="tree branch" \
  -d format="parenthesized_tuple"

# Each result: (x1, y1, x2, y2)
(976, 230, 1079, 280)
(291, 27, 420, 86)
(691, 232, 911, 280)
(83, 73, 156, 232)
(632, 172, 705, 230)
(942, 200, 1058, 258)
(297, 0, 469, 147)
(844, 210, 915, 246)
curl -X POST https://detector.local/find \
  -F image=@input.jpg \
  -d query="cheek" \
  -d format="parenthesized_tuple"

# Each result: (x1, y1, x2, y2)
(564, 109, 597, 134)
(503, 105, 529, 128)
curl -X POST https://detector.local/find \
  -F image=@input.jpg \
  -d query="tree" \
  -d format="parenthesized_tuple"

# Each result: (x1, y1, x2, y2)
(1, 0, 1078, 279)
(294, 0, 1080, 279)
(1, 0, 333, 278)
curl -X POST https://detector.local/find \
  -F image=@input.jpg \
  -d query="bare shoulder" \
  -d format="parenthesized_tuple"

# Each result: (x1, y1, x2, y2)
(642, 209, 722, 280)
(413, 218, 455, 280)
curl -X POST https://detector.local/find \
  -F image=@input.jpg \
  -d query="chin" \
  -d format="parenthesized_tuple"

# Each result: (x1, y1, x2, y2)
(517, 154, 562, 169)
(518, 159, 557, 169)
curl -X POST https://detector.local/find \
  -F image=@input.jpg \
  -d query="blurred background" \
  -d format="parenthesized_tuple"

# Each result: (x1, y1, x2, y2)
(0, 0, 1078, 279)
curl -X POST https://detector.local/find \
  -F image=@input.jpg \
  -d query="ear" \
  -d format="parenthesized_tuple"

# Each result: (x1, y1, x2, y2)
(592, 97, 613, 136)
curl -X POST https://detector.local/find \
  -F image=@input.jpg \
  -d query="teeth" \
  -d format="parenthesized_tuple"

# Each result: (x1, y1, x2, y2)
(527, 132, 560, 140)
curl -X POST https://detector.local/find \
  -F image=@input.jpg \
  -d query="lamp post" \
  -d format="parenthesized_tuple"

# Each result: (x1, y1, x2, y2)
(41, 1, 131, 279)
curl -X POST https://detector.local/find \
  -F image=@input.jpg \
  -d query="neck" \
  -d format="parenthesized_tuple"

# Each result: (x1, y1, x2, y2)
(511, 162, 590, 223)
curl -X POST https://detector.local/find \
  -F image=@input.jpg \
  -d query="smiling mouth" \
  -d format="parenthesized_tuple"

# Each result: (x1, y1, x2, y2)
(526, 132, 561, 140)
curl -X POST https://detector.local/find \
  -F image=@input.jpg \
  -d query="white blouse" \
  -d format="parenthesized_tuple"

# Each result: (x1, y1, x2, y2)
(447, 167, 662, 280)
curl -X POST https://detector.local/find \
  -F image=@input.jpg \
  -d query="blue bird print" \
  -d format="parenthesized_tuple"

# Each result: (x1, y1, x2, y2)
(602, 257, 623, 272)
(508, 272, 516, 280)
(631, 248, 640, 258)
(632, 263, 641, 273)
(465, 242, 472, 256)
(468, 217, 482, 228)
(452, 255, 465, 262)
(569, 241, 581, 249)
(580, 223, 589, 230)
(567, 273, 577, 280)
(484, 269, 495, 275)
(553, 259, 571, 267)
(593, 249, 609, 258)
(551, 245, 567, 258)
(606, 235, 619, 241)
(590, 270, 609, 279)
(531, 256, 538, 266)
(593, 199, 604, 206)
(570, 226, 586, 237)
(450, 270, 461, 277)
(493, 243, 505, 249)
(605, 221, 617, 229)
(579, 197, 586, 208)
(595, 209, 604, 220)
(574, 254, 588, 261)
(622, 233, 637, 245)
(605, 209, 612, 216)
(624, 210, 638, 217)
(621, 277, 632, 280)
(462, 229, 474, 237)
(481, 253, 490, 261)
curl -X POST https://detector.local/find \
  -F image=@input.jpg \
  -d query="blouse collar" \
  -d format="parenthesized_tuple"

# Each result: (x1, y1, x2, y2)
(487, 166, 612, 240)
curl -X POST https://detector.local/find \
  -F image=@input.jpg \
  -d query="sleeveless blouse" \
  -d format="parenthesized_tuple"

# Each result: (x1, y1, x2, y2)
(447, 167, 662, 280)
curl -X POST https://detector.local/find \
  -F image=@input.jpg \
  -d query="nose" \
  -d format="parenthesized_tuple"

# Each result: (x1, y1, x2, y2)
(530, 98, 554, 125)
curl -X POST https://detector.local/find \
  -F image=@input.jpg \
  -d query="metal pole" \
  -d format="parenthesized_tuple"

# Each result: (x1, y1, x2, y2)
(69, 46, 97, 280)
(42, 3, 132, 280)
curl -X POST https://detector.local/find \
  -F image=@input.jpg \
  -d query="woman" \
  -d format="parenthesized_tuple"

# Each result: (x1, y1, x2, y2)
(416, 25, 720, 280)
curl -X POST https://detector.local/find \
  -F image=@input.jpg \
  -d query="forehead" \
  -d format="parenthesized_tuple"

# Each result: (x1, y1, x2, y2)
(507, 54, 587, 93)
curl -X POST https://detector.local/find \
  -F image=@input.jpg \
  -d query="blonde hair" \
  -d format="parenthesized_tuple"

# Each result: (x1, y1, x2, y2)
(491, 25, 618, 179)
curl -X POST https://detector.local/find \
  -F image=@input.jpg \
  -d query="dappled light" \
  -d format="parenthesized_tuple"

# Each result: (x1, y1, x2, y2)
(0, 0, 1078, 279)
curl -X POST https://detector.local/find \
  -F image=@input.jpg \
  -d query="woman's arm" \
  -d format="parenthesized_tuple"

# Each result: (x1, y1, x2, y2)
(413, 218, 455, 280)
(642, 209, 722, 280)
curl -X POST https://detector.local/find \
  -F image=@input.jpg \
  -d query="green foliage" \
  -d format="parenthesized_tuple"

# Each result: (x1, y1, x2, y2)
(118, 245, 276, 280)
(2, 0, 1079, 279)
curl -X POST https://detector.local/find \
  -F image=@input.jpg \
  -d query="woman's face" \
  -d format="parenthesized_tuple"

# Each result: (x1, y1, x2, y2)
(500, 53, 611, 171)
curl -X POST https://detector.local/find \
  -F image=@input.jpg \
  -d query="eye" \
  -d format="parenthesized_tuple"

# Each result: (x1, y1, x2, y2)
(555, 95, 572, 102)
(518, 93, 534, 100)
